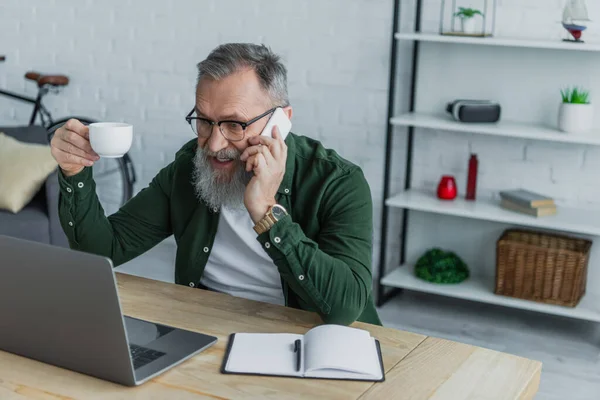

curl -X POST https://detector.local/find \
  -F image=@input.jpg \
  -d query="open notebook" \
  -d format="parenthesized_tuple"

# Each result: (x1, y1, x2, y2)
(221, 324, 384, 381)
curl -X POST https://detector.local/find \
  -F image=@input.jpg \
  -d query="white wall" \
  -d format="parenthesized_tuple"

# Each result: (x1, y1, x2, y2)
(0, 0, 394, 281)
(2, 0, 600, 291)
(0, 0, 392, 195)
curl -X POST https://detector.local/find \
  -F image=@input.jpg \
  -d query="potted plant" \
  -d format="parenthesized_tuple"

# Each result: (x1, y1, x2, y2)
(454, 7, 484, 34)
(558, 87, 593, 134)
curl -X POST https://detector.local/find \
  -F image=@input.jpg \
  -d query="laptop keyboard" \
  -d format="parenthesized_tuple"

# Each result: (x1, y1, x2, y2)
(129, 344, 166, 369)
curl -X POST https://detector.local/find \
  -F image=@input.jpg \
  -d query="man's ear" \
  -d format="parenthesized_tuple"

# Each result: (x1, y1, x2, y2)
(283, 106, 293, 120)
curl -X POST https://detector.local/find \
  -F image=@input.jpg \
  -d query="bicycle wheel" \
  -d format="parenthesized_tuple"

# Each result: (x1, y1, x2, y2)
(46, 118, 136, 217)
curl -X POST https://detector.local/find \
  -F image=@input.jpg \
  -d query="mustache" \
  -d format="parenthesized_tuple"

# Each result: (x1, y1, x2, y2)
(203, 147, 241, 160)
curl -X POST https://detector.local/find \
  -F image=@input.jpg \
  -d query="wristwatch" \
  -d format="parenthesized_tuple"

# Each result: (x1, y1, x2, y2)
(253, 204, 288, 234)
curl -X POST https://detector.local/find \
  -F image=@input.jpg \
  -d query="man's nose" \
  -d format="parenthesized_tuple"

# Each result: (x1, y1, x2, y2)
(206, 125, 229, 153)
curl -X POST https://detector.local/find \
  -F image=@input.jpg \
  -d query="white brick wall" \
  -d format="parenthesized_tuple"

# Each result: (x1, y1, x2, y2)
(3, 0, 600, 287)
(0, 0, 392, 196)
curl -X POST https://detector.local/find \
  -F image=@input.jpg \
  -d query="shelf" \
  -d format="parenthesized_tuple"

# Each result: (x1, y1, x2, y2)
(386, 189, 600, 236)
(395, 32, 600, 52)
(381, 266, 600, 322)
(391, 113, 600, 146)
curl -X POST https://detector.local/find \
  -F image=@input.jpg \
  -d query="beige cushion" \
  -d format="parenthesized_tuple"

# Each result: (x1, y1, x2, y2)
(0, 132, 58, 213)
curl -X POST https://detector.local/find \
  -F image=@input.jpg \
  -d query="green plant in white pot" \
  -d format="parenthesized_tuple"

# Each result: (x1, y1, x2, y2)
(454, 7, 483, 34)
(559, 87, 593, 134)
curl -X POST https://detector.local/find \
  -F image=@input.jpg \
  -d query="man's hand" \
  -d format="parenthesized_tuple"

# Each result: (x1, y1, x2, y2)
(50, 119, 99, 177)
(240, 126, 287, 224)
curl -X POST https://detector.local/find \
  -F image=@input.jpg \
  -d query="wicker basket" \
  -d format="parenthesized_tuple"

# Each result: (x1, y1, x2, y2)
(495, 229, 592, 307)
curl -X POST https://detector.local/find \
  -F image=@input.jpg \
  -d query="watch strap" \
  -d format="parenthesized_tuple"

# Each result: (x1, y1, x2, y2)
(253, 209, 278, 234)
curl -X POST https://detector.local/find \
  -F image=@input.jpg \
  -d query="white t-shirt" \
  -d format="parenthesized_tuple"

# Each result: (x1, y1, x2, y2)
(200, 207, 285, 306)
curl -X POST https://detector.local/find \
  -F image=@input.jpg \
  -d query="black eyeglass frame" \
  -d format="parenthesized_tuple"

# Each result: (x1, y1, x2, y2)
(185, 107, 278, 142)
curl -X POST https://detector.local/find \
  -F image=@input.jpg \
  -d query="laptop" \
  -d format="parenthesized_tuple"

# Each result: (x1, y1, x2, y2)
(0, 235, 217, 386)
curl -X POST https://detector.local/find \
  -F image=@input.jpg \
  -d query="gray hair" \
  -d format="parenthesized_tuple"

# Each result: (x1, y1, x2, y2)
(196, 43, 289, 107)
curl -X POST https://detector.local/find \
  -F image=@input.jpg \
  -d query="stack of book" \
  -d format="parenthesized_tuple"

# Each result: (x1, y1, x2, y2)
(499, 189, 557, 217)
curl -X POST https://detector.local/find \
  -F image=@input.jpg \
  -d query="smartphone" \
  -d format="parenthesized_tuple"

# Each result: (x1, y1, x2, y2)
(260, 107, 291, 141)
(243, 107, 292, 184)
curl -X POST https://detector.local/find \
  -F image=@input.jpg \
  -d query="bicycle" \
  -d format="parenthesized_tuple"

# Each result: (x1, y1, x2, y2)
(0, 58, 136, 216)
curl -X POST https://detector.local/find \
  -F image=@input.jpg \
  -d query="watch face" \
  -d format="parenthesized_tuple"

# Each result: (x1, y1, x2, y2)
(271, 204, 288, 220)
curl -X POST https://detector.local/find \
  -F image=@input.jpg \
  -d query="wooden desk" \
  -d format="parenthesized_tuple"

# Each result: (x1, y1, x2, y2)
(0, 273, 542, 399)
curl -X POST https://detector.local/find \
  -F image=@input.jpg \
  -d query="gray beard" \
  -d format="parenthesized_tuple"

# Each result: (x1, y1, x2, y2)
(191, 147, 246, 211)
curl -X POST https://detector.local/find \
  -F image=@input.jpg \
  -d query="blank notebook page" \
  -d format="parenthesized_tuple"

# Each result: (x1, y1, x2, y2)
(225, 333, 303, 376)
(304, 325, 381, 378)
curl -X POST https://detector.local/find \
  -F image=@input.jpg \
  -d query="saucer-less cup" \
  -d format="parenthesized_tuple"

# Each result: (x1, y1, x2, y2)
(89, 122, 133, 158)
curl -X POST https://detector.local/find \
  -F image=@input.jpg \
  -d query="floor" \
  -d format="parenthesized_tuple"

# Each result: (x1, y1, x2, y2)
(116, 239, 600, 400)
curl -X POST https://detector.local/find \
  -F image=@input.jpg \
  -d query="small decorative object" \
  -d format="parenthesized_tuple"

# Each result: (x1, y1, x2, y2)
(562, 0, 591, 43)
(415, 248, 470, 284)
(496, 229, 592, 307)
(558, 86, 593, 134)
(465, 154, 478, 201)
(446, 99, 501, 123)
(439, 0, 497, 37)
(437, 175, 457, 200)
(454, 7, 483, 34)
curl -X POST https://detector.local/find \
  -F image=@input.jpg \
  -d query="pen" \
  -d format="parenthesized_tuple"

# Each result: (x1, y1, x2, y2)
(294, 339, 301, 372)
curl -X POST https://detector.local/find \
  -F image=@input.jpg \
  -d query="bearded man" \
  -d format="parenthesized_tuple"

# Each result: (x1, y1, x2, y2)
(50, 43, 381, 326)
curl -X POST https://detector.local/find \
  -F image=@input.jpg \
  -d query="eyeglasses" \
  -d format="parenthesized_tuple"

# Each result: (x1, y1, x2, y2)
(185, 107, 277, 142)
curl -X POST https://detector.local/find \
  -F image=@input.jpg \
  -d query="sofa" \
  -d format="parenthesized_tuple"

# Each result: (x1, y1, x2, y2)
(0, 125, 68, 247)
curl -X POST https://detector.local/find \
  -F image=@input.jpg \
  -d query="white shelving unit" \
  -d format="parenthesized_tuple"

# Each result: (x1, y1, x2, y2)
(377, 1, 600, 323)
(395, 32, 600, 52)
(386, 189, 600, 237)
(391, 113, 600, 146)
(381, 266, 600, 323)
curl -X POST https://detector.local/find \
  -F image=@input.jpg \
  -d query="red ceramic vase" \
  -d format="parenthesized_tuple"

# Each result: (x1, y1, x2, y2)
(437, 175, 457, 200)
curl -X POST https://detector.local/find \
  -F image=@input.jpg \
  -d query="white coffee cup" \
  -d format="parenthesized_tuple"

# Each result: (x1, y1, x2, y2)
(89, 122, 133, 158)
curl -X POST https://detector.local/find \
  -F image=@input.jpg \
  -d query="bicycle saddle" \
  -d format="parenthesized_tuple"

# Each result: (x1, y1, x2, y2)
(25, 71, 69, 87)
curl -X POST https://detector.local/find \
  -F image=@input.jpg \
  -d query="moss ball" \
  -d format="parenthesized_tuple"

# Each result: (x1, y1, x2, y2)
(414, 248, 469, 284)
